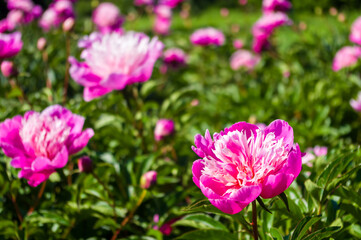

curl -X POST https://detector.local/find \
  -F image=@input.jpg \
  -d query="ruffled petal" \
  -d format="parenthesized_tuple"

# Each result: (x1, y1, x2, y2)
(100, 72, 130, 90)
(264, 119, 294, 150)
(83, 86, 113, 102)
(260, 172, 294, 199)
(192, 159, 204, 188)
(67, 128, 94, 155)
(68, 56, 102, 87)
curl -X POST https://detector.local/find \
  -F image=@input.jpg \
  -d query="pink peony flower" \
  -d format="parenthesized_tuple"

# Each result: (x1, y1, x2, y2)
(6, 0, 42, 25)
(0, 32, 23, 59)
(332, 46, 361, 71)
(230, 50, 261, 71)
(0, 105, 94, 187)
(313, 146, 327, 157)
(69, 32, 163, 101)
(134, 0, 153, 6)
(92, 2, 124, 33)
(302, 151, 315, 166)
(154, 15, 172, 35)
(239, 0, 248, 5)
(78, 156, 93, 173)
(252, 12, 292, 53)
(350, 16, 361, 46)
(191, 119, 302, 214)
(154, 119, 175, 141)
(163, 48, 187, 68)
(220, 8, 229, 17)
(62, 17, 75, 32)
(190, 27, 225, 47)
(262, 0, 292, 13)
(39, 0, 74, 31)
(140, 170, 157, 189)
(37, 37, 47, 51)
(1, 60, 17, 77)
(350, 92, 361, 112)
(159, 0, 184, 8)
(233, 39, 244, 49)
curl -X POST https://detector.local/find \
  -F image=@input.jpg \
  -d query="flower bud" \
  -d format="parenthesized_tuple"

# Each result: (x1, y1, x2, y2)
(78, 156, 93, 173)
(1, 61, 17, 77)
(37, 37, 47, 51)
(140, 170, 157, 189)
(154, 119, 175, 141)
(62, 17, 75, 32)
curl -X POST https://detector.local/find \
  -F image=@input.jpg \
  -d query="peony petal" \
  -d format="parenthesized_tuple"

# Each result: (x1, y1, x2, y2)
(100, 72, 130, 90)
(218, 122, 259, 139)
(260, 172, 295, 199)
(68, 56, 102, 87)
(228, 184, 262, 204)
(264, 119, 294, 149)
(208, 198, 249, 215)
(31, 156, 53, 172)
(83, 86, 113, 102)
(192, 159, 204, 188)
(67, 128, 94, 155)
(10, 156, 32, 168)
(50, 146, 68, 169)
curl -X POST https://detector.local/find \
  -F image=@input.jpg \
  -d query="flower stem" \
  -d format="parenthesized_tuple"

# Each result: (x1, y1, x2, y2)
(63, 33, 71, 105)
(10, 194, 23, 223)
(27, 181, 46, 215)
(111, 189, 147, 240)
(42, 50, 53, 102)
(252, 201, 258, 240)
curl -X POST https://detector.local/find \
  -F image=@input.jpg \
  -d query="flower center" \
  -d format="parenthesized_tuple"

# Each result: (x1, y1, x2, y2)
(202, 129, 288, 189)
(19, 113, 71, 159)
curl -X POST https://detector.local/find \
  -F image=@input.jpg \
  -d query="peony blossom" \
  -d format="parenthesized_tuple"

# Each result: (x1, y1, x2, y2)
(252, 12, 292, 53)
(39, 0, 74, 31)
(163, 48, 187, 68)
(134, 0, 153, 6)
(4, 0, 42, 30)
(190, 27, 225, 46)
(1, 60, 17, 77)
(233, 39, 244, 49)
(159, 0, 183, 8)
(350, 92, 361, 112)
(302, 151, 315, 166)
(0, 105, 94, 187)
(0, 32, 23, 59)
(230, 50, 261, 71)
(350, 16, 361, 46)
(92, 2, 124, 33)
(37, 37, 47, 51)
(154, 119, 175, 141)
(153, 5, 172, 35)
(192, 120, 302, 214)
(313, 146, 327, 157)
(262, 0, 292, 13)
(140, 170, 157, 189)
(69, 32, 163, 101)
(332, 46, 361, 71)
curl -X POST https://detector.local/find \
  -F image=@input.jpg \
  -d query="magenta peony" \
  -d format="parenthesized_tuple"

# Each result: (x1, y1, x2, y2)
(39, 0, 74, 31)
(233, 39, 244, 49)
(1, 60, 17, 77)
(0, 32, 23, 59)
(0, 105, 94, 187)
(154, 119, 175, 141)
(5, 0, 42, 28)
(92, 2, 124, 33)
(163, 48, 187, 68)
(332, 46, 361, 71)
(190, 27, 225, 47)
(262, 0, 292, 13)
(191, 120, 302, 214)
(230, 50, 261, 71)
(78, 156, 93, 173)
(134, 0, 153, 6)
(69, 32, 163, 101)
(350, 16, 361, 45)
(153, 5, 172, 35)
(350, 92, 361, 112)
(252, 12, 292, 53)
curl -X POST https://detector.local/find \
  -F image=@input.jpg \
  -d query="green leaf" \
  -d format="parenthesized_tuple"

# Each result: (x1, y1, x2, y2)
(257, 197, 272, 214)
(176, 229, 237, 240)
(290, 216, 321, 240)
(94, 218, 118, 230)
(278, 192, 290, 212)
(304, 179, 323, 202)
(173, 214, 228, 231)
(270, 228, 283, 240)
(301, 226, 340, 240)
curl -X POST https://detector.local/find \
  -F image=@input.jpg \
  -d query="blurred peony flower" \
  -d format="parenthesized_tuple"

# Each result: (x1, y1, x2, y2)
(39, 0, 74, 31)
(332, 46, 361, 71)
(0, 32, 23, 59)
(37, 37, 47, 51)
(92, 2, 124, 33)
(0, 105, 94, 187)
(220, 8, 229, 17)
(69, 32, 163, 101)
(154, 119, 175, 141)
(313, 146, 327, 157)
(233, 39, 244, 49)
(262, 0, 292, 13)
(190, 27, 225, 46)
(239, 0, 248, 5)
(338, 13, 346, 22)
(163, 48, 187, 68)
(350, 16, 361, 46)
(191, 119, 302, 214)
(252, 12, 292, 53)
(1, 60, 17, 77)
(153, 218, 180, 235)
(78, 156, 93, 173)
(302, 151, 315, 166)
(159, 0, 184, 8)
(230, 50, 261, 71)
(5, 0, 42, 28)
(329, 7, 338, 16)
(153, 5, 172, 35)
(350, 92, 361, 112)
(140, 170, 157, 189)
(134, 0, 153, 6)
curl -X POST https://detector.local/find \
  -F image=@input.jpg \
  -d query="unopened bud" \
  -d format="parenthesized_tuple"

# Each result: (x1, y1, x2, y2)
(37, 37, 47, 51)
(1, 61, 17, 77)
(62, 17, 75, 32)
(78, 156, 93, 173)
(140, 171, 157, 189)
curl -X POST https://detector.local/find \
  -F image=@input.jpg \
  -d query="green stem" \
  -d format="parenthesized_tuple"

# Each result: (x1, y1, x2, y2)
(252, 201, 258, 240)
(27, 181, 47, 215)
(63, 33, 71, 105)
(111, 189, 147, 240)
